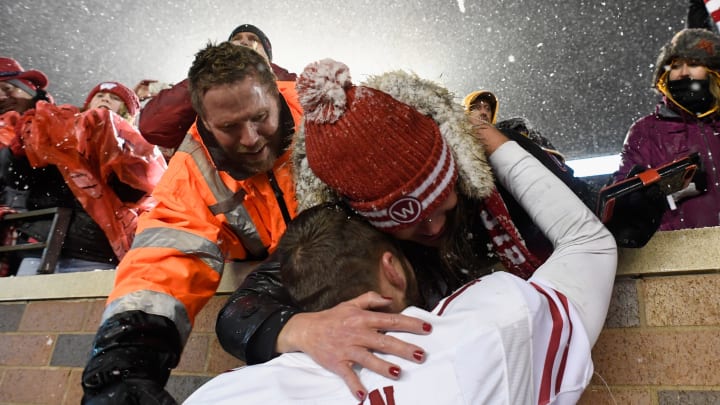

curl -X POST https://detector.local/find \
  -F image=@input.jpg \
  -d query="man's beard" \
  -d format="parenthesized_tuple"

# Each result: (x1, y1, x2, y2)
(223, 140, 281, 177)
(199, 119, 290, 180)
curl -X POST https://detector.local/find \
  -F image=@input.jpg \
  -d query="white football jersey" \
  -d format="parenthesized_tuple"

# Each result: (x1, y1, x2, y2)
(185, 272, 591, 404)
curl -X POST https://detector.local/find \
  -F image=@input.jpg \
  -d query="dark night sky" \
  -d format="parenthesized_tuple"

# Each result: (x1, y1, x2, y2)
(1, 0, 687, 159)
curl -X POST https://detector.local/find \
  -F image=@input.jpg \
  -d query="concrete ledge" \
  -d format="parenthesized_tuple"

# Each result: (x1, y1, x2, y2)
(3, 226, 720, 301)
(617, 226, 720, 277)
(0, 261, 258, 302)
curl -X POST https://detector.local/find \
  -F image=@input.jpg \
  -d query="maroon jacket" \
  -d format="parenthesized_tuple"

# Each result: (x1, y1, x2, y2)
(139, 63, 297, 149)
(614, 97, 720, 230)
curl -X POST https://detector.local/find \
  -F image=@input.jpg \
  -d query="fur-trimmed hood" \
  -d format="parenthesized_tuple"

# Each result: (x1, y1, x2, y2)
(292, 69, 495, 212)
(653, 28, 720, 86)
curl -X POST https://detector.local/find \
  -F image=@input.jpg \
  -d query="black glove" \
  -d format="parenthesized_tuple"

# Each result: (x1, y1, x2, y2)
(604, 165, 668, 248)
(81, 311, 182, 405)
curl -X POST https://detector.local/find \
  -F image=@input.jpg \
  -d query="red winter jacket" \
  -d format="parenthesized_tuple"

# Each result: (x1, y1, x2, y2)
(20, 102, 167, 259)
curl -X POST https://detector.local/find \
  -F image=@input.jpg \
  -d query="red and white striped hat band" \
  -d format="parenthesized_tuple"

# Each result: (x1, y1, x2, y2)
(353, 138, 457, 230)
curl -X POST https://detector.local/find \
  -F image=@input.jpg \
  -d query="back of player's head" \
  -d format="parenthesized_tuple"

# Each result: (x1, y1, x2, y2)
(277, 203, 404, 312)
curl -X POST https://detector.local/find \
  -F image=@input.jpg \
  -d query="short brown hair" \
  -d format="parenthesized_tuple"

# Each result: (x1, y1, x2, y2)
(188, 41, 277, 118)
(277, 204, 406, 312)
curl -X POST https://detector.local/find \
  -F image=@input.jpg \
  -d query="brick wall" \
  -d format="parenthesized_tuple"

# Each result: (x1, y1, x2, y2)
(578, 274, 720, 404)
(0, 296, 243, 404)
(578, 227, 720, 405)
(1, 227, 719, 404)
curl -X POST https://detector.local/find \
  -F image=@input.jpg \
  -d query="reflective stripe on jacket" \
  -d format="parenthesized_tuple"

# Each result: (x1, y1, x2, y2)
(105, 82, 302, 344)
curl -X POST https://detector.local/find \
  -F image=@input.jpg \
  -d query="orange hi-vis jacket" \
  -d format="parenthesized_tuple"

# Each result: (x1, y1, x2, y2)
(105, 81, 302, 345)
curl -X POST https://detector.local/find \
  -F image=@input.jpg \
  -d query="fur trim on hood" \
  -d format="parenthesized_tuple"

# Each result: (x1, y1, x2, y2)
(292, 69, 495, 212)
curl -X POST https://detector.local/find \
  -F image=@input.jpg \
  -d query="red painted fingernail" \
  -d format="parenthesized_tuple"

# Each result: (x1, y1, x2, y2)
(381, 296, 393, 300)
(389, 366, 401, 377)
(413, 350, 424, 362)
(356, 390, 366, 400)
(423, 322, 432, 332)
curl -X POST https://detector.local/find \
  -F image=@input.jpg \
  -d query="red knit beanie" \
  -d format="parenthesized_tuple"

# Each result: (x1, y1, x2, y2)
(83, 81, 140, 117)
(296, 59, 457, 232)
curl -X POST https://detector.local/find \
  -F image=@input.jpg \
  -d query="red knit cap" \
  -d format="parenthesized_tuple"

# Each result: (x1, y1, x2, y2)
(296, 59, 457, 232)
(83, 81, 140, 117)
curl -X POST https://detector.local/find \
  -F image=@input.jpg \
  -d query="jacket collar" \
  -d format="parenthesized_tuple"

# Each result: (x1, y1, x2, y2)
(657, 97, 720, 122)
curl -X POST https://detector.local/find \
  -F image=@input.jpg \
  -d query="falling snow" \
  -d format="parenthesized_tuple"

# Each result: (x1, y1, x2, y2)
(1, 0, 686, 160)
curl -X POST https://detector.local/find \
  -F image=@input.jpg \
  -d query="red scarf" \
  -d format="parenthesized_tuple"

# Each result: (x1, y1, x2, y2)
(479, 188, 544, 279)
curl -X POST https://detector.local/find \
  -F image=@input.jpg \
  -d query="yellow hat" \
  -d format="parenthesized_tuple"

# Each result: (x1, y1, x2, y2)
(462, 90, 499, 124)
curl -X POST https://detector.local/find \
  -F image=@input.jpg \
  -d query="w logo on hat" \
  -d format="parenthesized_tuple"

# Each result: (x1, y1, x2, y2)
(388, 197, 422, 224)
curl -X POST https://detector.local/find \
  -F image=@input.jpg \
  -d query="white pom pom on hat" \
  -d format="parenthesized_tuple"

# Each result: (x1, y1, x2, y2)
(296, 58, 352, 124)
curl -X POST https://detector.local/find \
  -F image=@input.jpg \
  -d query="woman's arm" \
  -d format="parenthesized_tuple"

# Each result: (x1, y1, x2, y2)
(215, 258, 300, 364)
(216, 257, 432, 400)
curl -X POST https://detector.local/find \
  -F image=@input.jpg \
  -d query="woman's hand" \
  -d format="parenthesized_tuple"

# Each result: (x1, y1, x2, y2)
(276, 291, 431, 401)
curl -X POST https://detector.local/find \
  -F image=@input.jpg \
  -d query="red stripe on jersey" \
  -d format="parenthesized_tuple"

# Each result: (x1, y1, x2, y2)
(383, 386, 396, 405)
(554, 293, 572, 396)
(530, 282, 571, 405)
(436, 279, 481, 316)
